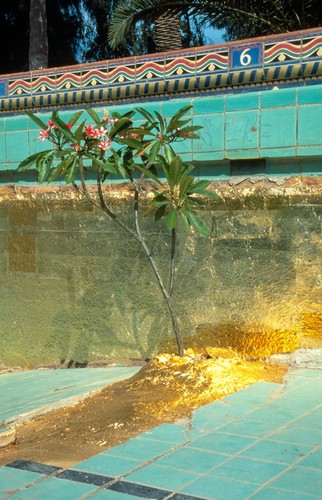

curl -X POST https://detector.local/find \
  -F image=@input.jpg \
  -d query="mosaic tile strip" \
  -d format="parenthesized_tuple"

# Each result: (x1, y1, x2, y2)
(1, 27, 322, 113)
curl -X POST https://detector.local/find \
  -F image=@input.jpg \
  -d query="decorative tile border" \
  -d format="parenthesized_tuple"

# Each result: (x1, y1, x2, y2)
(1, 27, 322, 114)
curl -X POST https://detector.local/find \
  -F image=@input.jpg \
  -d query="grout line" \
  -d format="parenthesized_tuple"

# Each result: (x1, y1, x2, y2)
(247, 442, 322, 499)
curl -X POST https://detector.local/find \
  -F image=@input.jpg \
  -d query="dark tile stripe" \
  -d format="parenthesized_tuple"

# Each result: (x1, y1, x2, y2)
(5, 460, 205, 500)
(6, 460, 61, 476)
(56, 468, 113, 486)
(108, 480, 171, 499)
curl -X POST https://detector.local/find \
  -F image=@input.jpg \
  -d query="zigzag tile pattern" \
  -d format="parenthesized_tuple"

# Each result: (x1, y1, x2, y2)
(1, 27, 322, 114)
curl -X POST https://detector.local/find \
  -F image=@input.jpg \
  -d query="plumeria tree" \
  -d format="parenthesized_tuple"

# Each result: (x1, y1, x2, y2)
(18, 105, 216, 356)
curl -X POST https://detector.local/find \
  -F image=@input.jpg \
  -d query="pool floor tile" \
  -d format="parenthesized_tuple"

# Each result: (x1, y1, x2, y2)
(190, 431, 255, 454)
(138, 423, 189, 444)
(0, 467, 43, 495)
(3, 369, 322, 499)
(100, 437, 174, 462)
(126, 464, 199, 491)
(155, 447, 229, 473)
(271, 424, 322, 446)
(241, 439, 314, 464)
(219, 417, 281, 438)
(73, 454, 141, 477)
(209, 456, 286, 485)
(298, 446, 322, 469)
(182, 474, 259, 499)
(293, 408, 322, 429)
(222, 382, 282, 404)
(5, 477, 97, 498)
(268, 466, 322, 496)
(251, 487, 321, 499)
(186, 412, 234, 438)
(200, 400, 257, 418)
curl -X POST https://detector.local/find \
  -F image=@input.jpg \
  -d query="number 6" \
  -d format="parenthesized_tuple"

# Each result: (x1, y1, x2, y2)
(240, 48, 251, 66)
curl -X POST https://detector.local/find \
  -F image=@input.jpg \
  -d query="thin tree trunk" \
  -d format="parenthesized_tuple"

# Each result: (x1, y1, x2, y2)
(29, 0, 48, 70)
(76, 161, 185, 356)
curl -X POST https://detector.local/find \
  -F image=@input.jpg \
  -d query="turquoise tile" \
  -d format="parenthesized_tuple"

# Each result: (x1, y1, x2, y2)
(193, 114, 224, 153)
(0, 467, 42, 493)
(291, 369, 322, 378)
(187, 411, 234, 437)
(246, 408, 297, 427)
(221, 417, 281, 438)
(299, 446, 322, 469)
(225, 111, 259, 150)
(269, 466, 322, 496)
(226, 92, 259, 111)
(155, 446, 228, 473)
(298, 106, 322, 145)
(0, 368, 140, 426)
(242, 439, 313, 465)
(263, 400, 310, 419)
(138, 423, 188, 444)
(15, 477, 97, 498)
(101, 437, 173, 461)
(6, 130, 29, 162)
(272, 424, 322, 446)
(260, 87, 297, 108)
(107, 103, 135, 116)
(194, 96, 225, 113)
(297, 145, 322, 156)
(28, 112, 51, 129)
(172, 137, 193, 154)
(227, 150, 259, 159)
(161, 99, 193, 117)
(298, 85, 322, 104)
(0, 133, 6, 166)
(200, 400, 257, 418)
(0, 117, 5, 132)
(260, 107, 296, 148)
(6, 115, 29, 131)
(126, 463, 198, 491)
(261, 147, 296, 158)
(212, 456, 286, 485)
(297, 408, 322, 428)
(252, 487, 320, 499)
(190, 432, 255, 454)
(224, 382, 281, 404)
(73, 454, 141, 476)
(193, 151, 224, 161)
(182, 475, 259, 499)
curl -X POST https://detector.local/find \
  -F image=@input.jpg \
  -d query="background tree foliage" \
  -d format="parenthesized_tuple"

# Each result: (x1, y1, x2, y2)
(0, 0, 86, 73)
(0, 0, 205, 73)
(108, 0, 322, 50)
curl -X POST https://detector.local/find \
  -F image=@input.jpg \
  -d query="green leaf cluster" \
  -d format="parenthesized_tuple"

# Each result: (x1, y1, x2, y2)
(18, 105, 217, 236)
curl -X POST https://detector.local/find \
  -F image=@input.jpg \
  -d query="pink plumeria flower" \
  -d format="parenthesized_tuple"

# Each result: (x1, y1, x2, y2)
(84, 124, 95, 137)
(91, 128, 102, 139)
(98, 138, 111, 150)
(47, 119, 56, 129)
(97, 126, 108, 136)
(39, 129, 49, 141)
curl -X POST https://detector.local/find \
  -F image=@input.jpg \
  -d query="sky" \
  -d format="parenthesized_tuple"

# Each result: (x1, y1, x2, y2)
(204, 27, 226, 45)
